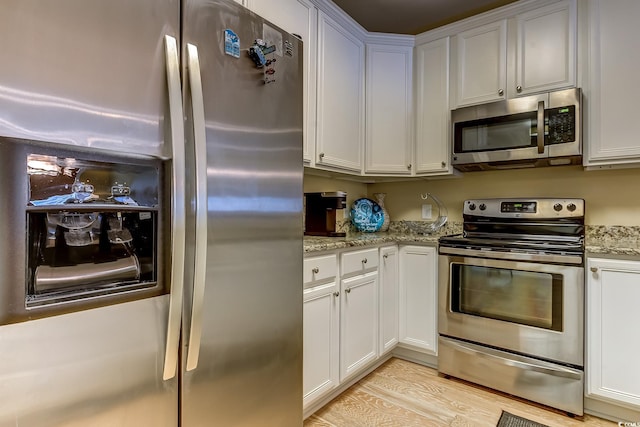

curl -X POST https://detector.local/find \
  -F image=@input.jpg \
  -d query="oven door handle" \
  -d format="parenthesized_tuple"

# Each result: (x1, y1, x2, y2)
(445, 339, 582, 380)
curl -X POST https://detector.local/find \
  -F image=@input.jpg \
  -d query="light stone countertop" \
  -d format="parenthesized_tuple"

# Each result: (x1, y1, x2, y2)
(304, 226, 640, 257)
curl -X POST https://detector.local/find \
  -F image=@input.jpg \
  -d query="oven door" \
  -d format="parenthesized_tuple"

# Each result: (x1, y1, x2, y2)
(438, 253, 584, 367)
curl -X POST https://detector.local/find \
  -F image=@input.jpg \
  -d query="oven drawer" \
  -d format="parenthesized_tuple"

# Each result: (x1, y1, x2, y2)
(438, 336, 584, 416)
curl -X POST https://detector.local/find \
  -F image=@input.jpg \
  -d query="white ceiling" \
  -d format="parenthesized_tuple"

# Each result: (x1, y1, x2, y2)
(330, 0, 519, 35)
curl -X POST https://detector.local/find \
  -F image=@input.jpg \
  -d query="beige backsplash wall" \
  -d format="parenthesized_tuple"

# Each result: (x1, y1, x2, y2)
(305, 166, 640, 226)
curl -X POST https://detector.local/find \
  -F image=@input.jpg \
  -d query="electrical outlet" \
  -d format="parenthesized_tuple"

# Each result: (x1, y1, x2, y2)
(422, 204, 432, 219)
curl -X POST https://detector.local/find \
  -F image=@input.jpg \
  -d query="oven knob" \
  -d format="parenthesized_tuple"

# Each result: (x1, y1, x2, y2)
(553, 203, 563, 212)
(479, 203, 486, 211)
(567, 203, 577, 212)
(468, 203, 476, 211)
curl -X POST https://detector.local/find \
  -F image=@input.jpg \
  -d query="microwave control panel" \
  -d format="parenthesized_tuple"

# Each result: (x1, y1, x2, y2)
(546, 105, 576, 144)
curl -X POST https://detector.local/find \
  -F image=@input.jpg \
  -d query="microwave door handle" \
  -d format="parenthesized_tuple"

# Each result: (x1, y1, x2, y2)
(537, 100, 545, 154)
(185, 43, 208, 372)
(162, 34, 187, 381)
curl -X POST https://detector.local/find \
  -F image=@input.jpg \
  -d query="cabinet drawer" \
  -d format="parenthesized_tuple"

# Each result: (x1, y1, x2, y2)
(341, 248, 378, 277)
(304, 254, 337, 285)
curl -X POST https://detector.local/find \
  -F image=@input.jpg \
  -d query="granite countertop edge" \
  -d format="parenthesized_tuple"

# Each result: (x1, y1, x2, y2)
(304, 233, 640, 257)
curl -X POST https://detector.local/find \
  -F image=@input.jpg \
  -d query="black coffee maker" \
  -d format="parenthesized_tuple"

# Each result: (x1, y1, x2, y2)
(304, 192, 347, 237)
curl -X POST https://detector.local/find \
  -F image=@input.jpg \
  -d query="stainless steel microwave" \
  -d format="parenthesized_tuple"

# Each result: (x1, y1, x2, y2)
(451, 88, 582, 171)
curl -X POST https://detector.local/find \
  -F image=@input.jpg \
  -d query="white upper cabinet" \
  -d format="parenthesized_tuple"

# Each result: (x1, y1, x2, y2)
(316, 11, 365, 173)
(454, 0, 576, 107)
(364, 40, 413, 175)
(414, 37, 451, 175)
(585, 0, 640, 167)
(246, 0, 317, 164)
(509, 0, 576, 97)
(455, 20, 507, 107)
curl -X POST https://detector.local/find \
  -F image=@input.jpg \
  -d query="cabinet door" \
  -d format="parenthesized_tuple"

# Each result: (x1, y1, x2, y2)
(415, 37, 451, 175)
(585, 0, 640, 166)
(316, 12, 364, 172)
(303, 281, 340, 408)
(340, 271, 378, 381)
(587, 258, 640, 409)
(399, 246, 437, 354)
(511, 0, 576, 97)
(455, 20, 507, 107)
(379, 246, 399, 355)
(364, 43, 413, 175)
(247, 0, 317, 164)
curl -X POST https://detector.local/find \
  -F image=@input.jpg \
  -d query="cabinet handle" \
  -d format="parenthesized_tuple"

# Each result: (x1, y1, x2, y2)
(441, 161, 446, 168)
(318, 152, 325, 160)
(590, 267, 598, 273)
(333, 291, 340, 297)
(516, 85, 522, 93)
(383, 254, 389, 259)
(345, 288, 351, 294)
(362, 258, 367, 264)
(312, 267, 319, 274)
(407, 164, 412, 170)
(498, 88, 504, 96)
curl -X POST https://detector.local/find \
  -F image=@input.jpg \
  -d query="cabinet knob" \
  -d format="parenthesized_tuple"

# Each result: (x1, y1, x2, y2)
(441, 161, 446, 168)
(590, 267, 598, 273)
(498, 89, 504, 96)
(312, 267, 319, 274)
(516, 85, 523, 93)
(362, 258, 368, 264)
(345, 288, 351, 294)
(407, 164, 412, 170)
(383, 254, 389, 259)
(318, 152, 324, 159)
(333, 291, 340, 297)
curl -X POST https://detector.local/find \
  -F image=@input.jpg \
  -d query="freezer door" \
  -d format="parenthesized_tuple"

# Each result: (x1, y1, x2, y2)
(0, 0, 180, 157)
(0, 297, 177, 427)
(181, 1, 304, 425)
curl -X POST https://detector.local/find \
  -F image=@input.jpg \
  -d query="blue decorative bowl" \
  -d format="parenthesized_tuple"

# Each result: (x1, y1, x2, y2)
(350, 198, 385, 232)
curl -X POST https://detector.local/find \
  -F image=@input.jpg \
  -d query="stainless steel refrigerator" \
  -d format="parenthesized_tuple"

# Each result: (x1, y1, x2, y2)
(0, 0, 303, 425)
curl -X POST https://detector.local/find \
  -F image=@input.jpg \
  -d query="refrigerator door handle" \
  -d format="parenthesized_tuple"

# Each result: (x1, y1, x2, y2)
(185, 43, 208, 372)
(162, 34, 187, 381)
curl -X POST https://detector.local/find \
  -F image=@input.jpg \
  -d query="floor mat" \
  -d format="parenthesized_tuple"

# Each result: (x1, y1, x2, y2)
(496, 411, 550, 427)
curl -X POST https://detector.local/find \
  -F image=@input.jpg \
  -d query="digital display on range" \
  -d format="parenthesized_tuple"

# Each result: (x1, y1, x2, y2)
(501, 201, 537, 213)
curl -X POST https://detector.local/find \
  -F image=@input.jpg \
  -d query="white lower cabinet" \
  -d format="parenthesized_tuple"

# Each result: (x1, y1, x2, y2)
(303, 255, 339, 408)
(586, 257, 640, 409)
(398, 245, 438, 354)
(379, 246, 399, 355)
(340, 248, 379, 382)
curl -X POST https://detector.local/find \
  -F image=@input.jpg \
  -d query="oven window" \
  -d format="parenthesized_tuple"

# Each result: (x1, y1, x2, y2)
(451, 264, 562, 331)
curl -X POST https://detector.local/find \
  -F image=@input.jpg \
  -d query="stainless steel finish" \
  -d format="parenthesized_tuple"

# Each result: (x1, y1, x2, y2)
(516, 85, 523, 93)
(312, 267, 320, 273)
(451, 88, 582, 169)
(438, 254, 584, 366)
(0, 0, 180, 157)
(181, 1, 303, 425)
(498, 88, 504, 96)
(537, 100, 545, 154)
(185, 43, 208, 373)
(439, 336, 584, 415)
(462, 198, 585, 218)
(0, 296, 177, 426)
(438, 245, 583, 265)
(591, 267, 598, 273)
(34, 256, 141, 291)
(162, 34, 186, 382)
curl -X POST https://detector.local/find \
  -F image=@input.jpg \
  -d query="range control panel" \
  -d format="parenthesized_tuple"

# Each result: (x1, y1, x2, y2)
(463, 198, 584, 218)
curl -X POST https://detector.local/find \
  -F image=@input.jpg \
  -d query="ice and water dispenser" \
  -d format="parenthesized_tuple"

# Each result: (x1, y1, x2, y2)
(0, 138, 166, 324)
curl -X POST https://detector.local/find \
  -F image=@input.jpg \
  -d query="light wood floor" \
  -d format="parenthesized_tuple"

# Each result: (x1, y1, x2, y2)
(304, 358, 617, 427)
